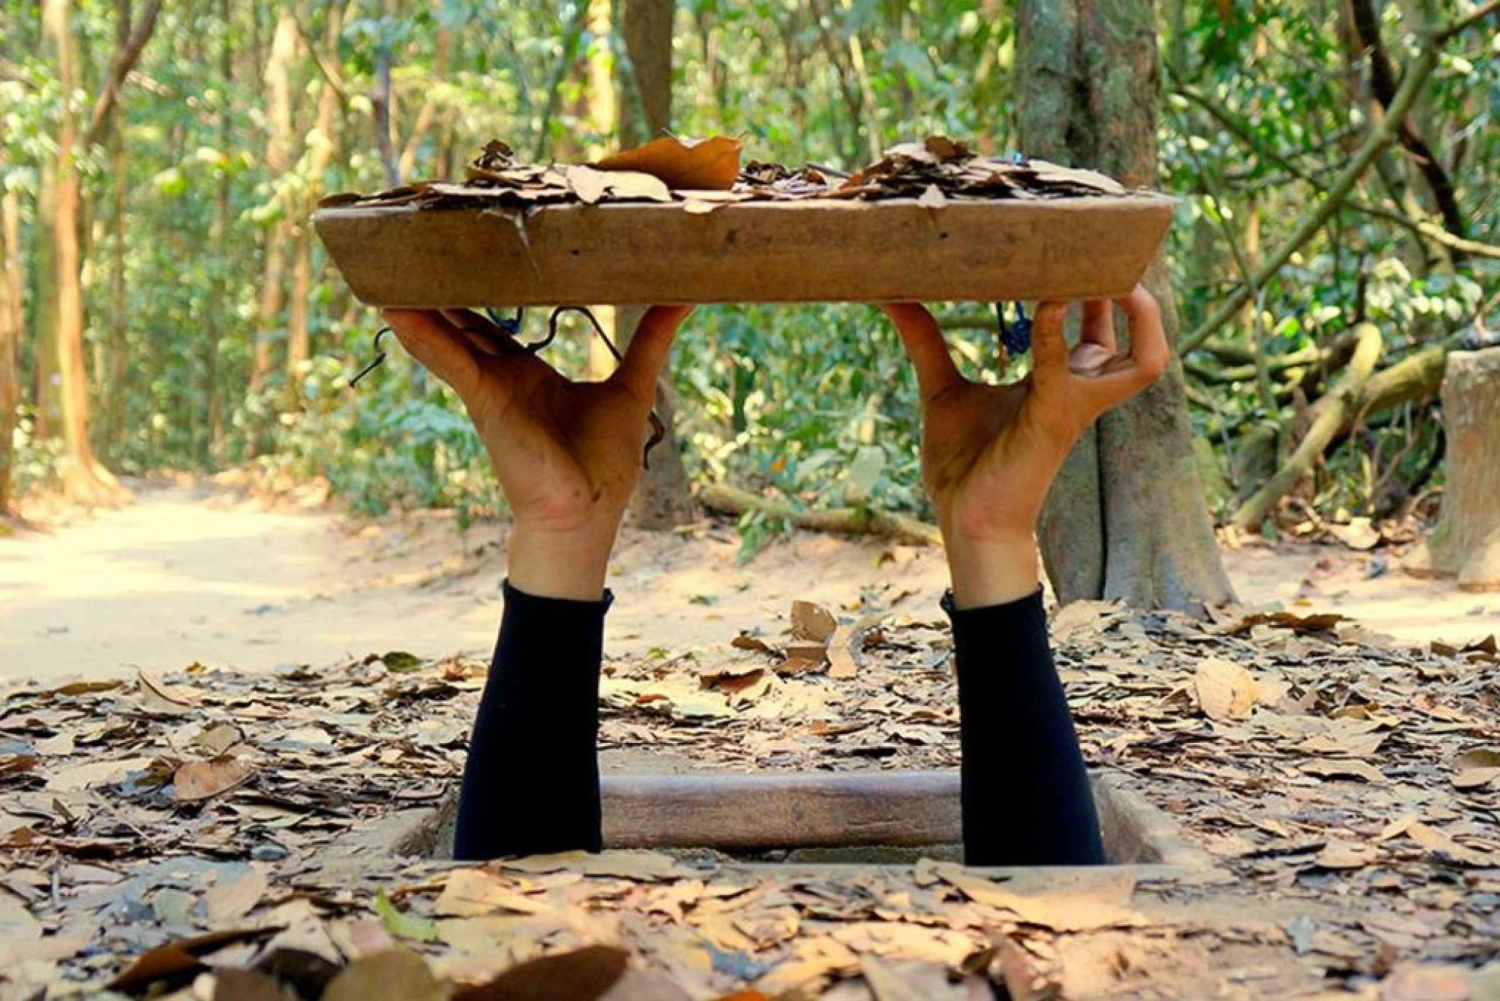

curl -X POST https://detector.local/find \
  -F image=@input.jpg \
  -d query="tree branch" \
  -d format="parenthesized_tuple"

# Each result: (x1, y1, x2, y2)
(83, 0, 165, 147)
(1350, 0, 1468, 256)
(292, 9, 349, 112)
(1180, 43, 1439, 355)
(1432, 0, 1499, 43)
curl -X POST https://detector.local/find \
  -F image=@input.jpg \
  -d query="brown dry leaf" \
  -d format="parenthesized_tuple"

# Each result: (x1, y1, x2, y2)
(45, 756, 156, 792)
(175, 755, 255, 802)
(1455, 767, 1500, 790)
(453, 944, 628, 1001)
(682, 199, 724, 215)
(916, 184, 947, 210)
(1227, 610, 1346, 636)
(435, 869, 549, 917)
(595, 135, 743, 190)
(107, 928, 280, 993)
(139, 668, 200, 709)
(194, 722, 244, 757)
(1298, 729, 1388, 757)
(501, 850, 691, 881)
(933, 865, 1143, 932)
(753, 936, 859, 997)
(322, 948, 447, 1001)
(791, 600, 838, 643)
(1379, 962, 1473, 1001)
(600, 170, 673, 203)
(1193, 658, 1259, 721)
(1404, 821, 1495, 866)
(1375, 814, 1420, 843)
(1049, 600, 1119, 643)
(859, 954, 928, 1001)
(1316, 840, 1378, 869)
(204, 868, 268, 924)
(1025, 160, 1126, 194)
(1301, 759, 1387, 784)
(565, 165, 610, 205)
(730, 634, 774, 654)
(1455, 748, 1500, 769)
(996, 937, 1062, 1001)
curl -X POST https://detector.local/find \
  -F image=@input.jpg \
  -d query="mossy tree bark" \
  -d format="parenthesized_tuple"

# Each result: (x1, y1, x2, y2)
(1404, 348, 1500, 591)
(1016, 0, 1234, 610)
(613, 0, 694, 529)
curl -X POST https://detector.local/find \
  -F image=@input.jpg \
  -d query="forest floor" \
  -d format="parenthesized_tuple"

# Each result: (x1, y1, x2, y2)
(1, 477, 1496, 683)
(1, 480, 1498, 1000)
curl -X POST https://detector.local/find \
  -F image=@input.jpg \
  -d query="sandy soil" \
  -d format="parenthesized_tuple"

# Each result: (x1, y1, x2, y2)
(1, 480, 1494, 682)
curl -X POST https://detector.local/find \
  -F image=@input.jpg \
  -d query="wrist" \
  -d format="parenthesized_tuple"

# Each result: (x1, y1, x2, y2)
(940, 529, 1041, 609)
(505, 518, 619, 601)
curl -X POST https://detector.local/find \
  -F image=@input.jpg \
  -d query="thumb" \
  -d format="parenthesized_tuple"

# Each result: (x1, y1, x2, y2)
(1028, 301, 1070, 397)
(612, 305, 693, 400)
(880, 303, 962, 401)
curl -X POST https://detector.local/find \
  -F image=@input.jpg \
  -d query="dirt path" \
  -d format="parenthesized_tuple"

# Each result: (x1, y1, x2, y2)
(1, 482, 1494, 682)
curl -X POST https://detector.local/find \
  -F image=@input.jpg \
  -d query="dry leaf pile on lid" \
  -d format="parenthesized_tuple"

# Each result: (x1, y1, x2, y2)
(321, 133, 1133, 213)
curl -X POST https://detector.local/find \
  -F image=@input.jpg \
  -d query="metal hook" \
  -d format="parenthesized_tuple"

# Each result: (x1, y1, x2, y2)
(349, 327, 393, 387)
(995, 302, 1033, 357)
(534, 306, 664, 469)
(485, 307, 525, 338)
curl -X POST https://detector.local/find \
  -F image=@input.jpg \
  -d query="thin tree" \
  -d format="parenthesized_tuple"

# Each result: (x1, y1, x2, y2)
(39, 0, 160, 504)
(0, 154, 17, 516)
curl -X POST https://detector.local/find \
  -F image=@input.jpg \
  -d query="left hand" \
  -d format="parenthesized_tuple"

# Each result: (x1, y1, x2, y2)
(382, 305, 694, 600)
(881, 286, 1169, 607)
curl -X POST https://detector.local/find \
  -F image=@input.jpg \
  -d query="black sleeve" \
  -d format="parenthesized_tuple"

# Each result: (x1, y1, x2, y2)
(948, 589, 1106, 866)
(453, 581, 610, 860)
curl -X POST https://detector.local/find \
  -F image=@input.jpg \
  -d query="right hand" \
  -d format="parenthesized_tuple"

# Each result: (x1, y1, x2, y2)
(880, 286, 1169, 607)
(382, 305, 694, 599)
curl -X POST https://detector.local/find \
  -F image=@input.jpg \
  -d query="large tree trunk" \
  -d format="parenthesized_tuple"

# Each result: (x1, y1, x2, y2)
(1404, 348, 1500, 591)
(1017, 0, 1234, 611)
(612, 0, 694, 528)
(43, 0, 123, 506)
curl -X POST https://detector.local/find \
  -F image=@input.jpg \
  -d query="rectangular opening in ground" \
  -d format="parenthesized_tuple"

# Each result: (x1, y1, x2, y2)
(384, 770, 1210, 871)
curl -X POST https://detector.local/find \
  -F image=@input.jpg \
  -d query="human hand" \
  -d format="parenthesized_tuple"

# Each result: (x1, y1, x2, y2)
(880, 286, 1168, 607)
(382, 305, 694, 600)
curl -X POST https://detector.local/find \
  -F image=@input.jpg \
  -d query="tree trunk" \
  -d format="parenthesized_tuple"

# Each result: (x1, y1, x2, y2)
(371, 0, 401, 188)
(203, 0, 232, 462)
(1404, 348, 1500, 591)
(253, 8, 298, 393)
(43, 0, 122, 506)
(33, 170, 62, 442)
(0, 167, 18, 516)
(614, 0, 694, 528)
(285, 8, 343, 408)
(1017, 0, 1234, 611)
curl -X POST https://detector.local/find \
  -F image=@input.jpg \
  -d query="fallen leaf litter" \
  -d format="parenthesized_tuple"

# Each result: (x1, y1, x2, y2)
(2, 587, 1498, 998)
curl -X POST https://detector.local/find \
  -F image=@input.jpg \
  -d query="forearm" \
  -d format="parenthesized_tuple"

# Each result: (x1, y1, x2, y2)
(453, 581, 609, 859)
(940, 529, 1041, 609)
(948, 589, 1105, 866)
(505, 520, 618, 602)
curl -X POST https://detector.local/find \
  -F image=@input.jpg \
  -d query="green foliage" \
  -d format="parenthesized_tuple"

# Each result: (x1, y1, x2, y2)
(1, 0, 1495, 535)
